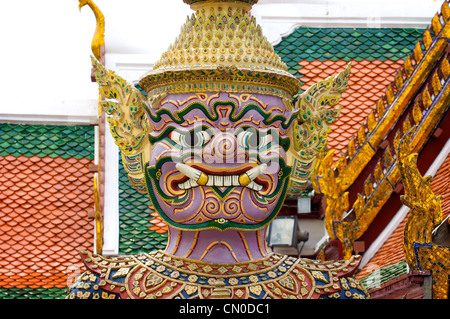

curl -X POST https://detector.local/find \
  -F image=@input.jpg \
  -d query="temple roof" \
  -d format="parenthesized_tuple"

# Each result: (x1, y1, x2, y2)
(0, 123, 95, 298)
(118, 158, 167, 254)
(274, 28, 423, 158)
(275, 28, 423, 76)
(357, 151, 450, 282)
(308, 1, 450, 297)
(0, 124, 93, 159)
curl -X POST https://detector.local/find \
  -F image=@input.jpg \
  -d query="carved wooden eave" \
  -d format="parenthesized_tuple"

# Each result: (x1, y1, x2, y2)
(313, 0, 450, 259)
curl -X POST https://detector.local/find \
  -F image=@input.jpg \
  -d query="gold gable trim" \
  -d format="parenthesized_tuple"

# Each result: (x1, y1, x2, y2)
(313, 1, 450, 259)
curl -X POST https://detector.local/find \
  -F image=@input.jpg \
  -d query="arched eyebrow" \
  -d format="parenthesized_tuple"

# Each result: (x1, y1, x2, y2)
(149, 125, 214, 145)
(148, 100, 297, 131)
(230, 103, 297, 130)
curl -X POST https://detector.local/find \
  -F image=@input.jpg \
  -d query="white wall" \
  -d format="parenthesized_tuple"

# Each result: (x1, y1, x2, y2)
(254, 0, 443, 45)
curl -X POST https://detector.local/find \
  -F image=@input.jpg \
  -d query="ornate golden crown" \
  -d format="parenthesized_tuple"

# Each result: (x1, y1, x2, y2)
(183, 0, 259, 8)
(138, 0, 301, 102)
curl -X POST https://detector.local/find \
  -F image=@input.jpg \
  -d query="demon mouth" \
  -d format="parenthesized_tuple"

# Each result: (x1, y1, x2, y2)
(176, 163, 267, 192)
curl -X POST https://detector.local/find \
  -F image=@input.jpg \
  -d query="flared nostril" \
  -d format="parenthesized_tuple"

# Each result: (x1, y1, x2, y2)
(203, 132, 238, 163)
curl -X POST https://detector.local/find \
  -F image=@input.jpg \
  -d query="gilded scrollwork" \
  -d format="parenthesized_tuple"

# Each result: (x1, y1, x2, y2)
(397, 127, 441, 263)
(397, 127, 450, 299)
(312, 150, 348, 244)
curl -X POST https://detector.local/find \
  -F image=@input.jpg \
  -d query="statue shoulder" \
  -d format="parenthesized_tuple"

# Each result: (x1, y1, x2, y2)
(66, 251, 138, 299)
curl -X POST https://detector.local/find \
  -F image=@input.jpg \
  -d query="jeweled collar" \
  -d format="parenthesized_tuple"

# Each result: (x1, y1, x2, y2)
(80, 250, 364, 299)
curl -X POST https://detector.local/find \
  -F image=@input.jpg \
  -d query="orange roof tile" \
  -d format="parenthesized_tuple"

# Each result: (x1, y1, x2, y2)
(298, 59, 404, 159)
(148, 209, 169, 234)
(0, 155, 94, 289)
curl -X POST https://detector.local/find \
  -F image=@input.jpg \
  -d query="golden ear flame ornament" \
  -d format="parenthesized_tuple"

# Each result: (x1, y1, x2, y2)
(397, 127, 450, 299)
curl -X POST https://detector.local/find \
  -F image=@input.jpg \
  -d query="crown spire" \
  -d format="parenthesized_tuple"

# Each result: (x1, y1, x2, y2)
(138, 0, 300, 104)
(183, 0, 259, 11)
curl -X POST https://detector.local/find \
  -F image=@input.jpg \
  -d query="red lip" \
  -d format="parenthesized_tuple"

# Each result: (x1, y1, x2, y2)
(189, 163, 256, 175)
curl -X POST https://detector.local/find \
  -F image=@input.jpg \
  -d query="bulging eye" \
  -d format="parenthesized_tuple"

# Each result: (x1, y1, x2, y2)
(169, 130, 211, 148)
(237, 131, 258, 148)
(237, 130, 273, 149)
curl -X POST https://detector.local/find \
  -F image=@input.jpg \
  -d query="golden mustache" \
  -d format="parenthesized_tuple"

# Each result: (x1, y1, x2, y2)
(175, 163, 267, 191)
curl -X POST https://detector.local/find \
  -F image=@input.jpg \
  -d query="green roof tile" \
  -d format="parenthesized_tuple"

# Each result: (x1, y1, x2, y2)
(0, 123, 94, 160)
(118, 156, 168, 255)
(0, 287, 68, 299)
(275, 27, 424, 77)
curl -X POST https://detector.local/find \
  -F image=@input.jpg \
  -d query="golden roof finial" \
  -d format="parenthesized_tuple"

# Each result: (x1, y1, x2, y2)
(79, 0, 105, 61)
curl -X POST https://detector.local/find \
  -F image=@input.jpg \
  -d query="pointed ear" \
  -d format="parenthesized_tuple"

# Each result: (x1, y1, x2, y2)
(285, 65, 351, 195)
(91, 56, 152, 193)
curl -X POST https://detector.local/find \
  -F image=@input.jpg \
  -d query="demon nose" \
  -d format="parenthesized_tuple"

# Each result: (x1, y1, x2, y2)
(203, 132, 238, 164)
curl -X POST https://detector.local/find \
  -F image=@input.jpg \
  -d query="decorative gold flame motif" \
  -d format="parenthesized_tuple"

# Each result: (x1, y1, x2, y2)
(78, 0, 105, 60)
(397, 127, 450, 299)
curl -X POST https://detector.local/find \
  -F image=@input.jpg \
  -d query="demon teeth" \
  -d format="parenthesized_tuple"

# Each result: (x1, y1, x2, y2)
(246, 181, 263, 191)
(176, 163, 266, 192)
(246, 163, 267, 180)
(178, 178, 199, 190)
(176, 163, 202, 180)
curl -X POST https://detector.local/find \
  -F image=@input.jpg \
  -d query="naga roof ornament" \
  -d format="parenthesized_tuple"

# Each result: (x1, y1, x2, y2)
(311, 1, 450, 261)
(397, 127, 450, 299)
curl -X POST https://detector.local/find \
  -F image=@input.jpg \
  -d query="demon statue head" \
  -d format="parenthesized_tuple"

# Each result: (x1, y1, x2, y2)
(91, 0, 349, 263)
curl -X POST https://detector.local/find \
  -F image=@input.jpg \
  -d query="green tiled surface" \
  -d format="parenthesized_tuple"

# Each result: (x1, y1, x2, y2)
(119, 156, 168, 254)
(0, 287, 68, 299)
(359, 260, 408, 290)
(0, 123, 95, 160)
(274, 27, 424, 77)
